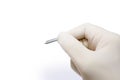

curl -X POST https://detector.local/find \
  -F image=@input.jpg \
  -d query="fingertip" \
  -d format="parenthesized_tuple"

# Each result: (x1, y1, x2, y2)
(57, 32, 68, 44)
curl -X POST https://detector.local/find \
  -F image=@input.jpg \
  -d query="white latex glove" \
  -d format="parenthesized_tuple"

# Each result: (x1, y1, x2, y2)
(58, 23, 120, 80)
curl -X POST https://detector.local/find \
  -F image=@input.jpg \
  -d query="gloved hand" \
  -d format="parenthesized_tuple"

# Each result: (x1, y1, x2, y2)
(58, 23, 120, 80)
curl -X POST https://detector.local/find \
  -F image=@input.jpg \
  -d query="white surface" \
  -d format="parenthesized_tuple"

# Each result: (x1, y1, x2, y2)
(0, 0, 120, 80)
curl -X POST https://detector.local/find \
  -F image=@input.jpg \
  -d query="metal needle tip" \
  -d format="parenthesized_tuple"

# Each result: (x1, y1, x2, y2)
(45, 38, 57, 44)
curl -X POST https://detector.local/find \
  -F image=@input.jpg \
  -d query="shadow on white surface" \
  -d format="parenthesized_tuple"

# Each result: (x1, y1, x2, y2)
(43, 65, 82, 80)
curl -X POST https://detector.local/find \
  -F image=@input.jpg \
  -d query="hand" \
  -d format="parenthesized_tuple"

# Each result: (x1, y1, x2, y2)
(58, 23, 120, 80)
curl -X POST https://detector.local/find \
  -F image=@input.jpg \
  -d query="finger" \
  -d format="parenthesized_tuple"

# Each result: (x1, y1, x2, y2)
(70, 39, 87, 75)
(68, 23, 107, 50)
(58, 32, 90, 61)
(68, 23, 106, 40)
(71, 60, 81, 75)
(80, 39, 88, 48)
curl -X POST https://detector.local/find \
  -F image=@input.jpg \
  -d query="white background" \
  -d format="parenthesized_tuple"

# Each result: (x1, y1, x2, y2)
(0, 0, 120, 80)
